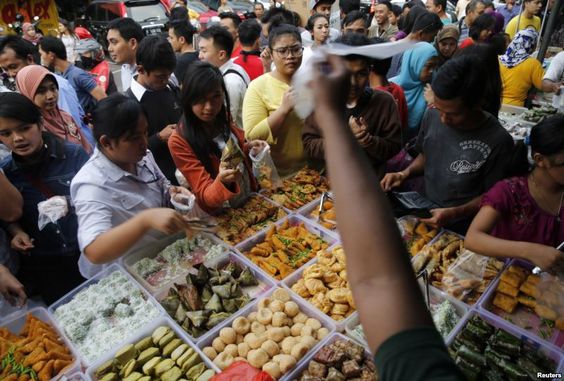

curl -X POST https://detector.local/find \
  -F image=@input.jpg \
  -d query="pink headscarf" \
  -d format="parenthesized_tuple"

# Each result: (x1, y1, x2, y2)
(16, 65, 92, 154)
(22, 23, 42, 45)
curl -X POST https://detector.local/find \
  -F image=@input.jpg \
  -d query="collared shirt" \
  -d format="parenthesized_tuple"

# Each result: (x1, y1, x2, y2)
(1, 133, 89, 258)
(71, 148, 171, 279)
(368, 22, 399, 41)
(61, 64, 97, 113)
(498, 4, 521, 27)
(220, 60, 250, 130)
(120, 63, 137, 92)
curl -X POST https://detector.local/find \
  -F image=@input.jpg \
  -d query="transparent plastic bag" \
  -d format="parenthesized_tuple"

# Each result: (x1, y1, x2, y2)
(441, 249, 488, 301)
(170, 193, 195, 215)
(37, 196, 68, 230)
(249, 144, 282, 190)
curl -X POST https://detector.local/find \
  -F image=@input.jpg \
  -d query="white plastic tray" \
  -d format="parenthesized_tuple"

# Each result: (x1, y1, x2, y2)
(1, 307, 80, 381)
(297, 196, 339, 236)
(85, 316, 219, 380)
(123, 232, 230, 295)
(48, 264, 164, 368)
(285, 332, 375, 381)
(153, 251, 277, 342)
(58, 372, 88, 381)
(196, 286, 337, 380)
(282, 244, 355, 332)
(234, 214, 339, 284)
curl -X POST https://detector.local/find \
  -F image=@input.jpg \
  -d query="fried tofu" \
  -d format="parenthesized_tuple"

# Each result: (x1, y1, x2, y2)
(500, 271, 525, 288)
(497, 281, 520, 297)
(517, 294, 537, 309)
(519, 281, 540, 298)
(535, 304, 558, 321)
(507, 265, 528, 280)
(493, 292, 519, 314)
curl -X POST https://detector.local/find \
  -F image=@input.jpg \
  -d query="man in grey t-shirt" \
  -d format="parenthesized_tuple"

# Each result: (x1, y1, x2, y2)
(381, 53, 514, 232)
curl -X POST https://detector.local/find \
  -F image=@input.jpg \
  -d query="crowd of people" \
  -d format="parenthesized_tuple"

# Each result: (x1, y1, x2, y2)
(0, 0, 563, 378)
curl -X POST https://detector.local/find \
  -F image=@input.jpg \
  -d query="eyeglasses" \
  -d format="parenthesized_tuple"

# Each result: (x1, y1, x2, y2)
(272, 45, 304, 58)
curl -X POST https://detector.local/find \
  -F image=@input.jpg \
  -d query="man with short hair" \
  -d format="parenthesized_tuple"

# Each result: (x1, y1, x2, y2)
(368, 1, 399, 40)
(219, 12, 243, 57)
(254, 2, 265, 19)
(301, 0, 340, 46)
(168, 20, 198, 85)
(342, 10, 368, 35)
(505, 0, 542, 39)
(426, 0, 457, 25)
(303, 33, 402, 178)
(0, 36, 89, 141)
(199, 26, 250, 129)
(498, 0, 521, 28)
(458, 0, 487, 40)
(234, 19, 264, 80)
(106, 18, 144, 91)
(39, 37, 107, 114)
(126, 36, 181, 184)
(339, 0, 360, 19)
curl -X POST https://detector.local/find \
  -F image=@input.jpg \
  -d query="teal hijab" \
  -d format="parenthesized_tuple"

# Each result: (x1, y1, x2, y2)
(391, 42, 438, 131)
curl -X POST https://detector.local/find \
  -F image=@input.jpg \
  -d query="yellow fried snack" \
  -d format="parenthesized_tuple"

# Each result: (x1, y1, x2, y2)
(497, 281, 520, 298)
(493, 293, 519, 314)
(264, 168, 330, 210)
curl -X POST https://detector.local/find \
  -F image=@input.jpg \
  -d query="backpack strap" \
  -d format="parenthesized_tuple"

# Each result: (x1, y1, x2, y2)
(223, 69, 249, 87)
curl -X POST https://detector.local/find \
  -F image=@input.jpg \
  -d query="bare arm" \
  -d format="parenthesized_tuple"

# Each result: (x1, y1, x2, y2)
(89, 86, 107, 101)
(465, 205, 562, 271)
(84, 208, 187, 264)
(541, 79, 561, 93)
(0, 172, 22, 222)
(312, 56, 433, 353)
(421, 195, 481, 228)
(380, 152, 425, 191)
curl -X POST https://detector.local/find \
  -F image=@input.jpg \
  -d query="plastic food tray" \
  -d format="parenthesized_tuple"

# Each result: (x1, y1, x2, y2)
(48, 264, 165, 368)
(396, 215, 442, 256)
(0, 307, 80, 381)
(282, 244, 355, 332)
(298, 196, 339, 235)
(411, 230, 505, 308)
(284, 332, 375, 381)
(196, 286, 337, 380)
(59, 372, 88, 381)
(213, 193, 291, 247)
(153, 251, 277, 342)
(478, 259, 564, 349)
(123, 231, 230, 295)
(449, 309, 564, 376)
(85, 316, 219, 381)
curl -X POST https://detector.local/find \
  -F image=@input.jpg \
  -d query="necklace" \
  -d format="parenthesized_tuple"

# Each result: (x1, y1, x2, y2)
(530, 174, 564, 222)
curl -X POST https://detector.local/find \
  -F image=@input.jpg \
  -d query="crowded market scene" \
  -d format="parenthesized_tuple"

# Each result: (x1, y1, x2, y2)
(0, 0, 563, 379)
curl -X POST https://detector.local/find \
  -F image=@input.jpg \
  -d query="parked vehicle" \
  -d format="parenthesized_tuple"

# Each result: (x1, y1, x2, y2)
(186, 0, 218, 28)
(85, 0, 170, 50)
(200, 0, 254, 19)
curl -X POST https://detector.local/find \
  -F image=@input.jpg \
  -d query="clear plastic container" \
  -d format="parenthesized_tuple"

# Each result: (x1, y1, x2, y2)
(1, 307, 80, 380)
(58, 372, 88, 381)
(48, 264, 165, 367)
(297, 195, 339, 235)
(85, 316, 219, 380)
(478, 259, 564, 349)
(123, 231, 230, 295)
(153, 251, 277, 342)
(396, 215, 442, 257)
(449, 309, 564, 376)
(284, 332, 375, 381)
(196, 286, 337, 380)
(281, 244, 355, 332)
(234, 214, 339, 283)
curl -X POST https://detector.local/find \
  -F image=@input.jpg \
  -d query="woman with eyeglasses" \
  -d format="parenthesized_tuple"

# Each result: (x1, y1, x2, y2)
(71, 94, 194, 279)
(243, 23, 306, 177)
(0, 92, 87, 304)
(465, 115, 564, 275)
(169, 62, 265, 214)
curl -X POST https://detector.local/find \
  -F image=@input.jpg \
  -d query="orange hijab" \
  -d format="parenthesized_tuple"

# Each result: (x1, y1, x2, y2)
(15, 65, 92, 154)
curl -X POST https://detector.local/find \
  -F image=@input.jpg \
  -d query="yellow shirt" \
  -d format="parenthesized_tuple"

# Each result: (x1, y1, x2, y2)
(243, 73, 306, 177)
(505, 14, 541, 40)
(500, 57, 544, 106)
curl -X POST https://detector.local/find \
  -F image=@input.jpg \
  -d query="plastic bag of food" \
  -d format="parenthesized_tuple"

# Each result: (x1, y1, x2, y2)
(211, 361, 274, 381)
(535, 272, 564, 330)
(249, 143, 281, 190)
(441, 249, 488, 301)
(37, 195, 69, 230)
(170, 192, 195, 215)
(221, 137, 245, 171)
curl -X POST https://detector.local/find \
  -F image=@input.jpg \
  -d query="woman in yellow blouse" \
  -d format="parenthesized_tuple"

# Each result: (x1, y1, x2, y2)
(242, 24, 306, 177)
(499, 29, 544, 107)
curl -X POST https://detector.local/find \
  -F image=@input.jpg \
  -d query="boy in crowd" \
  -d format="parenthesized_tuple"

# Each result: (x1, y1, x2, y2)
(234, 19, 264, 81)
(219, 12, 243, 58)
(368, 1, 398, 40)
(342, 10, 368, 35)
(106, 18, 144, 91)
(168, 20, 198, 85)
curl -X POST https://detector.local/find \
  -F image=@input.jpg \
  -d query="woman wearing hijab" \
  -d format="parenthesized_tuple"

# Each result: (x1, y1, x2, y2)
(499, 28, 544, 106)
(390, 42, 439, 137)
(435, 26, 459, 64)
(16, 65, 92, 154)
(21, 22, 42, 46)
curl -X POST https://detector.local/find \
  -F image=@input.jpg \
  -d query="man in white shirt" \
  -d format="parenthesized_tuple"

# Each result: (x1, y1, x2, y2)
(198, 26, 250, 129)
(542, 51, 564, 93)
(106, 18, 144, 92)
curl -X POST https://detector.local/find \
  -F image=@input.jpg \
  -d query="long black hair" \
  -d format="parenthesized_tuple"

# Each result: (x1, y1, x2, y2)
(180, 61, 231, 176)
(0, 92, 41, 124)
(469, 13, 495, 41)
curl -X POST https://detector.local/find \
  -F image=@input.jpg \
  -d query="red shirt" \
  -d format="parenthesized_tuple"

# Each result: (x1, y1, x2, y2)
(233, 52, 264, 81)
(374, 83, 408, 131)
(232, 44, 242, 59)
(459, 38, 474, 49)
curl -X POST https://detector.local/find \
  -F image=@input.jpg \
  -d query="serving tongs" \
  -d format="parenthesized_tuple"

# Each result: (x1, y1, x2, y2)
(317, 192, 336, 225)
(416, 269, 431, 310)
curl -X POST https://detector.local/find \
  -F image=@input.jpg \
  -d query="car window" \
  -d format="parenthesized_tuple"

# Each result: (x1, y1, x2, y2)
(127, 3, 168, 21)
(187, 1, 209, 13)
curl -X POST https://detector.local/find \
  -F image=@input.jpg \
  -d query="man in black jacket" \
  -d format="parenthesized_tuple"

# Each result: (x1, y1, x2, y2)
(126, 36, 181, 184)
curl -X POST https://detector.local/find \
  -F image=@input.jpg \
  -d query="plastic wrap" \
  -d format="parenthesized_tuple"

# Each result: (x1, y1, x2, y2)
(250, 144, 282, 191)
(37, 195, 68, 230)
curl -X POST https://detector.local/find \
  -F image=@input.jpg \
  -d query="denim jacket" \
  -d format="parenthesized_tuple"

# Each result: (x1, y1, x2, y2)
(0, 133, 89, 257)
